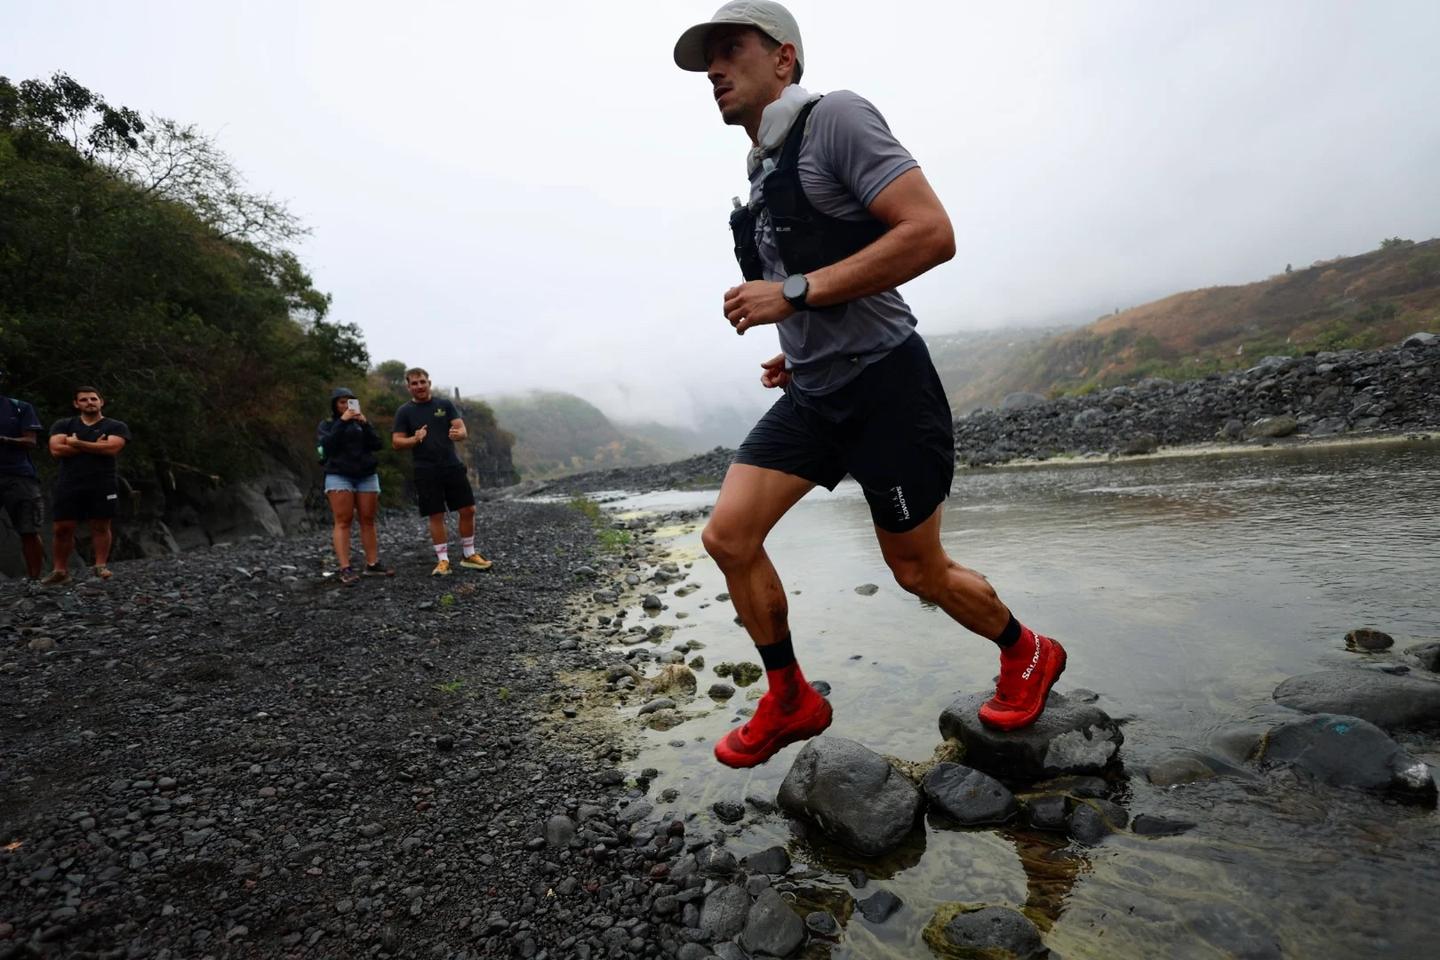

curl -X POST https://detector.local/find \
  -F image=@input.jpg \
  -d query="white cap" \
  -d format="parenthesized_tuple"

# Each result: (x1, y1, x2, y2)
(673, 1, 804, 75)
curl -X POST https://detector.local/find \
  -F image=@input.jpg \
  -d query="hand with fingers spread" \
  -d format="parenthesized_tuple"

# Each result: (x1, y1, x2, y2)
(759, 353, 791, 389)
(724, 280, 793, 335)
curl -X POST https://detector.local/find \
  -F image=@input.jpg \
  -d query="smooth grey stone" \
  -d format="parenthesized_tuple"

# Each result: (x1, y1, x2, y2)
(1067, 798, 1129, 844)
(1273, 670, 1440, 729)
(1023, 795, 1069, 831)
(778, 736, 922, 857)
(935, 905, 1044, 958)
(922, 763, 1018, 826)
(1255, 713, 1434, 798)
(939, 690, 1123, 782)
(1131, 814, 1197, 837)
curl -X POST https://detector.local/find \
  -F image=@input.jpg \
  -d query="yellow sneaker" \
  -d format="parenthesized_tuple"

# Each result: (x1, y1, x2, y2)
(459, 554, 492, 571)
(431, 559, 452, 577)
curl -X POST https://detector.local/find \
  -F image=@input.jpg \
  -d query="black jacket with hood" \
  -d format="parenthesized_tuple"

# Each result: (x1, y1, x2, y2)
(317, 387, 382, 479)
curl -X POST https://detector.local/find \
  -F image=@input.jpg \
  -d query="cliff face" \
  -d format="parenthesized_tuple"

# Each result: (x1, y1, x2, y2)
(465, 423, 520, 489)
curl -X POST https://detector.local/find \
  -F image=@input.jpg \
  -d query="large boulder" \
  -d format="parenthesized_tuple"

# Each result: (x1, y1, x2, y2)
(1246, 415, 1299, 439)
(938, 691, 1123, 782)
(1273, 670, 1440, 729)
(698, 884, 751, 940)
(921, 763, 1018, 826)
(923, 904, 1045, 959)
(777, 736, 923, 857)
(1254, 713, 1434, 799)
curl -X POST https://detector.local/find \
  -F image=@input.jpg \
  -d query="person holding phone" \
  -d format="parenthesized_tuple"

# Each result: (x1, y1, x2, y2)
(317, 387, 391, 584)
(391, 367, 490, 576)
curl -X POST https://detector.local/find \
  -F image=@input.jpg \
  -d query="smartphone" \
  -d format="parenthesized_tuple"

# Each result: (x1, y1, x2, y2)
(347, 398, 361, 414)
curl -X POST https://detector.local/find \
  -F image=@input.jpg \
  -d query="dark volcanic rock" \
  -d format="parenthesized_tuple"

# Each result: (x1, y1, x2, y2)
(1273, 670, 1440, 729)
(857, 890, 903, 923)
(939, 690, 1124, 781)
(1345, 628, 1395, 651)
(777, 736, 923, 856)
(1254, 713, 1435, 798)
(925, 904, 1045, 959)
(922, 762, 1019, 826)
(740, 887, 805, 957)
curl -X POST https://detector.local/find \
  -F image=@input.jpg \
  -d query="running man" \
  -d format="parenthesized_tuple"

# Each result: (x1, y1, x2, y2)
(391, 367, 492, 576)
(44, 386, 130, 584)
(674, 2, 1069, 768)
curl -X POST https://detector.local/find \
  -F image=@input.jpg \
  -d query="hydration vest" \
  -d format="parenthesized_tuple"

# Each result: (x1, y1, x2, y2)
(729, 97, 888, 282)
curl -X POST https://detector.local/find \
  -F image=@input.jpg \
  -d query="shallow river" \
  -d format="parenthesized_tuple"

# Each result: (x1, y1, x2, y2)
(599, 441, 1440, 959)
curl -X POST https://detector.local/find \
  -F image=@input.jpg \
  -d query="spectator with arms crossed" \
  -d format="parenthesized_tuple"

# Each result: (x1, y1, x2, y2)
(44, 386, 130, 584)
(391, 367, 492, 576)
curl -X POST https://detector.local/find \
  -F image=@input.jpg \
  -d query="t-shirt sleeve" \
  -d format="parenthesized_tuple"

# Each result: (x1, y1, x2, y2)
(108, 420, 132, 441)
(805, 90, 919, 210)
(20, 402, 42, 433)
(49, 419, 73, 437)
(444, 399, 462, 421)
(393, 405, 412, 435)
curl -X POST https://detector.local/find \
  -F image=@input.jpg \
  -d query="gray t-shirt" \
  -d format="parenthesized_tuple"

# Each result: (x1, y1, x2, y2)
(747, 90, 920, 398)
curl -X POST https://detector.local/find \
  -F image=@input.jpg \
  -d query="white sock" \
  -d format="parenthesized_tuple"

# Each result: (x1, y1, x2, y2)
(462, 536, 476, 557)
(433, 543, 448, 562)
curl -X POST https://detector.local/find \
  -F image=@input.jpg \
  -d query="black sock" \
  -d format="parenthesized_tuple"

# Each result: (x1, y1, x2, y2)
(993, 613, 1022, 649)
(758, 634, 797, 672)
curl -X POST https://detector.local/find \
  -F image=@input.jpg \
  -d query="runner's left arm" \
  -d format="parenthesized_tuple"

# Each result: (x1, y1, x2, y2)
(65, 435, 127, 455)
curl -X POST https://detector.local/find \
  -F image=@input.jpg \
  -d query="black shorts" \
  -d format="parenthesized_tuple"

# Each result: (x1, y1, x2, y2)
(53, 480, 120, 522)
(0, 475, 45, 534)
(734, 332, 954, 533)
(414, 463, 475, 517)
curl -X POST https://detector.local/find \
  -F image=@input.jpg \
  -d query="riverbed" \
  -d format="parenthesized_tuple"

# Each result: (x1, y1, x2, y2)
(599, 439, 1440, 958)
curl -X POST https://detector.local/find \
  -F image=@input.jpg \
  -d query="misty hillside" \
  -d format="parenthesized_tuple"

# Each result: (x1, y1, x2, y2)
(925, 326, 1074, 414)
(956, 237, 1440, 406)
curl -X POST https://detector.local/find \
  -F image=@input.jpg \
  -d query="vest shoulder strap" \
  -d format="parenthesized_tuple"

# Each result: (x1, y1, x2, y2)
(776, 97, 823, 173)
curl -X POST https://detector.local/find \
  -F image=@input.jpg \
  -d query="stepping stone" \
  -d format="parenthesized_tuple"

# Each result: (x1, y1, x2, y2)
(938, 690, 1123, 782)
(778, 736, 922, 857)
(1273, 670, 1440, 729)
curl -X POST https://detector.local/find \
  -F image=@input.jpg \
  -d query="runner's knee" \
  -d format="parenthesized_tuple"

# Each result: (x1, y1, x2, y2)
(888, 556, 942, 600)
(701, 518, 760, 571)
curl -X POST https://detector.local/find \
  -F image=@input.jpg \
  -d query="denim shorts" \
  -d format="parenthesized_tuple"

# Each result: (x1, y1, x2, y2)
(324, 473, 381, 494)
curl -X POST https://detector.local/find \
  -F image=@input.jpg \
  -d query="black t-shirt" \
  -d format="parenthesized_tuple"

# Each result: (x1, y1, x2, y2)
(393, 398, 463, 472)
(0, 398, 44, 478)
(49, 416, 131, 486)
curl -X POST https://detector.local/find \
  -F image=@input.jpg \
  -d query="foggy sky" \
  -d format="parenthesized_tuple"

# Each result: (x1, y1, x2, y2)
(5, 0, 1439, 426)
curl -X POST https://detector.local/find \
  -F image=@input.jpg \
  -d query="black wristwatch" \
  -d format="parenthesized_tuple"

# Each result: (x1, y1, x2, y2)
(782, 273, 810, 311)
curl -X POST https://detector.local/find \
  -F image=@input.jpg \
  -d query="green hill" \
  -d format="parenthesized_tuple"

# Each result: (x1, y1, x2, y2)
(945, 237, 1440, 408)
(486, 391, 677, 479)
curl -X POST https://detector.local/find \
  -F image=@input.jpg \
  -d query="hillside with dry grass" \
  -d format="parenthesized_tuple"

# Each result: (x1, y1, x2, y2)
(941, 237, 1440, 410)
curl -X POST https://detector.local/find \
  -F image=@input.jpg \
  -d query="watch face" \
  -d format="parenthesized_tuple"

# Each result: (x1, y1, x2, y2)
(783, 274, 807, 301)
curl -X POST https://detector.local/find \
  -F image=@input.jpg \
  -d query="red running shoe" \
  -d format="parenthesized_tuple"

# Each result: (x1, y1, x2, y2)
(978, 628, 1067, 731)
(714, 672, 833, 769)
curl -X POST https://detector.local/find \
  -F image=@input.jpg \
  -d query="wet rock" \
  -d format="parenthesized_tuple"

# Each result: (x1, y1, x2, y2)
(924, 904, 1045, 959)
(742, 845, 790, 875)
(730, 662, 763, 686)
(712, 801, 745, 824)
(938, 690, 1123, 781)
(806, 911, 840, 937)
(1408, 642, 1440, 673)
(1131, 814, 1197, 837)
(1180, 901, 1283, 960)
(708, 682, 735, 700)
(1254, 713, 1435, 799)
(777, 736, 922, 856)
(1146, 755, 1217, 787)
(1345, 628, 1394, 651)
(1022, 794, 1069, 831)
(854, 583, 879, 596)
(1273, 670, 1440, 729)
(857, 889, 903, 923)
(921, 762, 1018, 826)
(641, 594, 663, 610)
(740, 887, 805, 957)
(638, 697, 676, 715)
(645, 663, 698, 696)
(698, 884, 750, 940)
(544, 815, 575, 848)
(1067, 798, 1129, 844)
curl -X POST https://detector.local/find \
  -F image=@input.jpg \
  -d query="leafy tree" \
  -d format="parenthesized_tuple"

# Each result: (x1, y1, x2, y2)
(1379, 237, 1413, 250)
(0, 73, 366, 497)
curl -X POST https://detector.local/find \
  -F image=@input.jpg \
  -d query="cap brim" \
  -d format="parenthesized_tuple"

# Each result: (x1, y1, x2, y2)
(673, 18, 752, 71)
